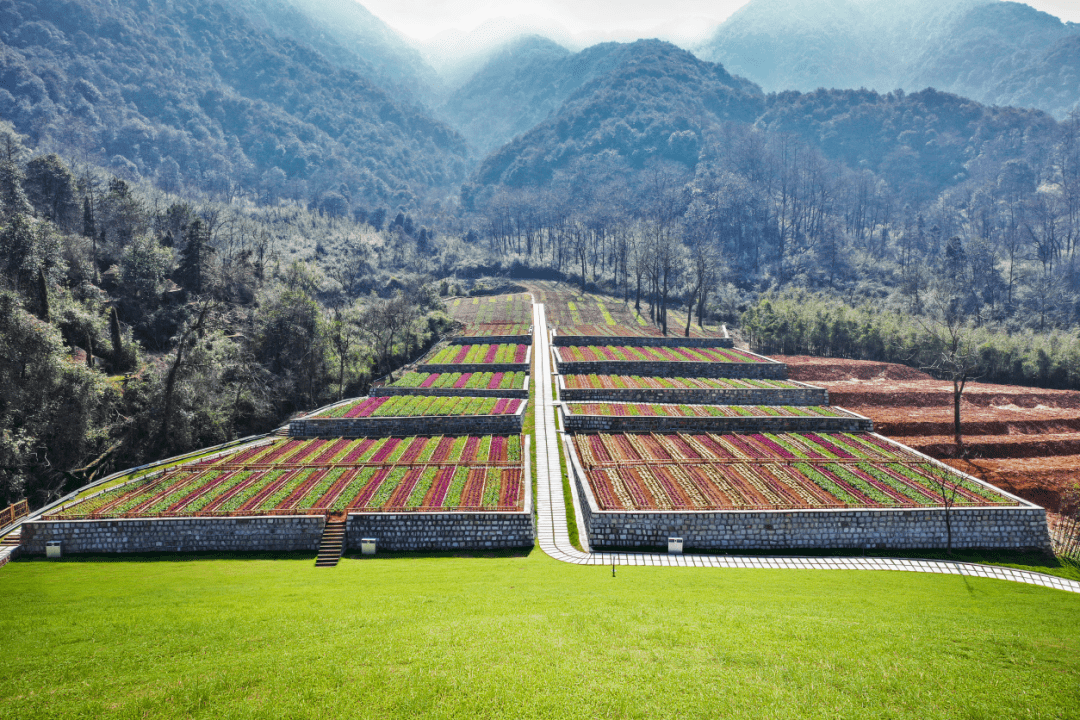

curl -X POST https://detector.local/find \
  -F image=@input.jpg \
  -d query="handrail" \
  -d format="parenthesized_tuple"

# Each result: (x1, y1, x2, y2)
(0, 500, 29, 529)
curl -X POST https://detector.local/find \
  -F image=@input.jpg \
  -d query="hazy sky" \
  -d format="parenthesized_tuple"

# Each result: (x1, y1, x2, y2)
(359, 0, 1080, 45)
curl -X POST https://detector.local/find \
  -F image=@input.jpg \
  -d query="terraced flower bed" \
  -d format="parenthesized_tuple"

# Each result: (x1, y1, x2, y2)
(449, 294, 533, 326)
(564, 403, 841, 418)
(461, 323, 531, 337)
(48, 436, 526, 518)
(571, 432, 1017, 511)
(313, 396, 524, 418)
(430, 343, 529, 364)
(390, 371, 527, 391)
(555, 346, 765, 363)
(563, 375, 801, 390)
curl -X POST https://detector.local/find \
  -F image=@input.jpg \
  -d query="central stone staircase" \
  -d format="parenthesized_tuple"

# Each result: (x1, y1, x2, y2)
(315, 516, 346, 567)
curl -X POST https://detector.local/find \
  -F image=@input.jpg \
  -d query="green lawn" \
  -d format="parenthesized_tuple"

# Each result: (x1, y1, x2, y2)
(2, 552, 1078, 719)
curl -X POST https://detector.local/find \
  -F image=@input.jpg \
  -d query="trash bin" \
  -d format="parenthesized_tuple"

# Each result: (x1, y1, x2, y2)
(667, 537, 683, 555)
(361, 538, 376, 555)
(46, 540, 62, 559)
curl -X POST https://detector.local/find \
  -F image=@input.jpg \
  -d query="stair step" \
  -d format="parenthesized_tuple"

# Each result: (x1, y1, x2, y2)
(314, 519, 348, 567)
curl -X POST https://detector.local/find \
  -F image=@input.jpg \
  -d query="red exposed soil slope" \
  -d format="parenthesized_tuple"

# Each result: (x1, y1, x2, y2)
(775, 355, 1080, 512)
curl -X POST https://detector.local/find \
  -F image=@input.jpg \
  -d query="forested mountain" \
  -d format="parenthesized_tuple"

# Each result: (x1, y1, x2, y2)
(442, 37, 689, 154)
(697, 0, 1080, 120)
(0, 0, 468, 207)
(468, 41, 764, 188)
(696, 0, 980, 96)
(467, 40, 1052, 199)
(908, 2, 1080, 119)
(240, 0, 440, 103)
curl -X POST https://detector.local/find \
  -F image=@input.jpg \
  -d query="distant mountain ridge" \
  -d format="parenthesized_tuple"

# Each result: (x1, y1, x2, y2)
(442, 37, 716, 154)
(697, 0, 1080, 119)
(466, 39, 1054, 199)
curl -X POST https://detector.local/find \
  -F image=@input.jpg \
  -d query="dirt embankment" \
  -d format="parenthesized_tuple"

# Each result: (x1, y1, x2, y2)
(775, 355, 1080, 512)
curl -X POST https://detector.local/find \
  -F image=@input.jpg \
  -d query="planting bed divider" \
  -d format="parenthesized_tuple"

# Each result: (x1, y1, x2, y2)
(374, 384, 529, 399)
(559, 404, 872, 434)
(562, 435, 1050, 551)
(419, 342, 532, 375)
(450, 334, 531, 345)
(551, 331, 733, 348)
(421, 362, 530, 374)
(290, 401, 527, 437)
(553, 357, 788, 380)
(556, 374, 827, 405)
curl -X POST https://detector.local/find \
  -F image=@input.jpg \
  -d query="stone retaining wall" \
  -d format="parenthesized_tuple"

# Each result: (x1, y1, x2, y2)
(373, 386, 529, 399)
(552, 334, 733, 348)
(451, 335, 531, 345)
(20, 516, 325, 554)
(346, 512, 534, 551)
(557, 378, 827, 405)
(553, 358, 788, 380)
(289, 403, 526, 437)
(420, 362, 529, 375)
(560, 407, 872, 434)
(564, 438, 1051, 551)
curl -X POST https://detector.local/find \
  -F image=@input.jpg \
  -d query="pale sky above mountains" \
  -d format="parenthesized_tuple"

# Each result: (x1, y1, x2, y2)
(359, 0, 1080, 47)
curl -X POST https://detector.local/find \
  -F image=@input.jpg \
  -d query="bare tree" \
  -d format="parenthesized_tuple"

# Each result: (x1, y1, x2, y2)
(921, 284, 981, 449)
(358, 295, 419, 381)
(927, 468, 963, 555)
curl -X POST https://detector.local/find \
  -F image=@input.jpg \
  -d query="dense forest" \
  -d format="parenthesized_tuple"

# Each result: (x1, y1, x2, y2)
(5, 0, 1080, 511)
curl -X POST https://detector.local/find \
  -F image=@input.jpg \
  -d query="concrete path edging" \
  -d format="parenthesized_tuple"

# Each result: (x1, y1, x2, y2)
(530, 300, 1080, 596)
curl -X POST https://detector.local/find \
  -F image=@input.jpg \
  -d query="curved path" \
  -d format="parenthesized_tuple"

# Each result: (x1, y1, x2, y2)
(531, 302, 1080, 594)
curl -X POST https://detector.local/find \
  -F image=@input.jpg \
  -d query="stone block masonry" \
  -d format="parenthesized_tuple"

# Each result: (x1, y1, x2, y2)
(421, 362, 529, 375)
(559, 408, 873, 434)
(553, 358, 789, 380)
(346, 512, 535, 551)
(373, 386, 529, 399)
(450, 335, 531, 345)
(289, 402, 526, 437)
(563, 436, 1051, 552)
(557, 377, 828, 406)
(571, 466, 1050, 551)
(551, 334, 734, 349)
(20, 516, 325, 554)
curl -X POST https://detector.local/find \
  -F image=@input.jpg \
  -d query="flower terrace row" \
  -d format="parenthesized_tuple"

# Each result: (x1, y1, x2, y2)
(563, 375, 799, 390)
(564, 403, 841, 418)
(584, 459, 1013, 512)
(573, 432, 921, 466)
(449, 294, 533, 325)
(50, 464, 524, 519)
(429, 343, 529, 364)
(461, 323, 531, 337)
(196, 435, 523, 468)
(555, 345, 764, 364)
(391, 371, 527, 390)
(315, 396, 523, 419)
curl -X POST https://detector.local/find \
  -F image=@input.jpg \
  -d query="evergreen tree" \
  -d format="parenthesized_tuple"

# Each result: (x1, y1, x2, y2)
(177, 219, 212, 294)
(0, 124, 31, 221)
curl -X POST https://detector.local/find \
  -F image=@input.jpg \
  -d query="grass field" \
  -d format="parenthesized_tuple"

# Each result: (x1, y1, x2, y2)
(1, 553, 1078, 719)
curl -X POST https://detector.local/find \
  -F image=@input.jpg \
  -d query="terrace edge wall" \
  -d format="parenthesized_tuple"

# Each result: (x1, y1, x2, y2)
(553, 358, 788, 380)
(373, 386, 528, 399)
(290, 401, 526, 437)
(451, 335, 531, 345)
(552, 333, 734, 348)
(559, 407, 873, 433)
(345, 511, 534, 551)
(562, 437, 1052, 552)
(557, 376, 827, 405)
(20, 516, 325, 554)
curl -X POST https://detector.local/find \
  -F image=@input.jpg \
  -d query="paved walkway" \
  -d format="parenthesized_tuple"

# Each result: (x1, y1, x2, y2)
(530, 302, 1080, 595)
